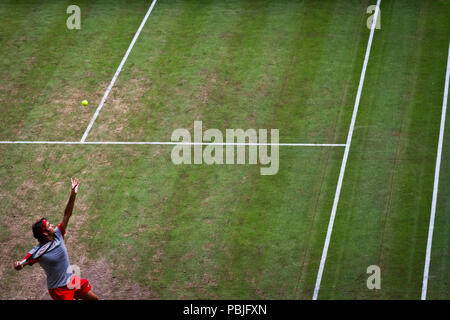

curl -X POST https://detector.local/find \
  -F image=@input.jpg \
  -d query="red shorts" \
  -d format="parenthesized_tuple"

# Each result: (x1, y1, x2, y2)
(48, 278, 92, 300)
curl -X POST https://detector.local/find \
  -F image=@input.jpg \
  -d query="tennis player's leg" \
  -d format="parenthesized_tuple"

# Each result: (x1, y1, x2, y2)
(79, 289, 99, 300)
(75, 278, 99, 300)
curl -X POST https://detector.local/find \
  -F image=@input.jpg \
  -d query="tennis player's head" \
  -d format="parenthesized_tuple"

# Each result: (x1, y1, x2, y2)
(32, 218, 56, 243)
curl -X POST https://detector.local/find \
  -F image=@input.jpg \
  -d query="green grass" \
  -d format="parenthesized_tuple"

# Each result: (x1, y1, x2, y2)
(0, 0, 150, 141)
(316, 0, 450, 299)
(0, 0, 448, 300)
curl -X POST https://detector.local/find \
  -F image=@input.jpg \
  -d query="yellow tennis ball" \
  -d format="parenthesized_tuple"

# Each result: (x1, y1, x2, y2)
(82, 100, 88, 106)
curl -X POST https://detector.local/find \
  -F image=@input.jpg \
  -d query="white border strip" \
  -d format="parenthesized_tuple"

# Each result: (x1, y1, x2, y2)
(421, 41, 450, 300)
(80, 0, 158, 142)
(0, 141, 346, 147)
(312, 0, 381, 300)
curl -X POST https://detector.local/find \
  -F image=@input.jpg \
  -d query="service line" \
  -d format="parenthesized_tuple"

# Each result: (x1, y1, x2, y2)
(0, 141, 346, 147)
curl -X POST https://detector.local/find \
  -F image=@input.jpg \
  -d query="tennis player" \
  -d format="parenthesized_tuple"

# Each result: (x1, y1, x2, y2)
(13, 178, 98, 300)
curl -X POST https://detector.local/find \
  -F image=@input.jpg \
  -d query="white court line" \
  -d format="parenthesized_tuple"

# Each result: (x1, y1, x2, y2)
(0, 141, 346, 147)
(80, 0, 158, 142)
(421, 42, 450, 300)
(312, 0, 381, 300)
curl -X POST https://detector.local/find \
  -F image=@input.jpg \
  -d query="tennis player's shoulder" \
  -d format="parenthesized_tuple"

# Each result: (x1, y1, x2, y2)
(55, 227, 63, 237)
(56, 228, 68, 243)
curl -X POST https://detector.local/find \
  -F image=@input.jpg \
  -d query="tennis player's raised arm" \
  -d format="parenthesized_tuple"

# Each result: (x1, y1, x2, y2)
(61, 178, 79, 231)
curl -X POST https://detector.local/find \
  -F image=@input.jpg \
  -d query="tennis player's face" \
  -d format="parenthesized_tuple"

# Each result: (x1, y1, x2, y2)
(45, 222, 56, 235)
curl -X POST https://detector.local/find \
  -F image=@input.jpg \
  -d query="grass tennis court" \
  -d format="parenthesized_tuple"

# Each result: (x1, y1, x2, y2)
(0, 0, 448, 299)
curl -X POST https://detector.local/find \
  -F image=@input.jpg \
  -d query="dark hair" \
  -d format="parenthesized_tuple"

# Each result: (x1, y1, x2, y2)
(32, 218, 47, 243)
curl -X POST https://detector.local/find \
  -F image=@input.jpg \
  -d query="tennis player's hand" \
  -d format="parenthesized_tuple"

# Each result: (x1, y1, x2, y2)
(14, 261, 24, 271)
(71, 178, 79, 194)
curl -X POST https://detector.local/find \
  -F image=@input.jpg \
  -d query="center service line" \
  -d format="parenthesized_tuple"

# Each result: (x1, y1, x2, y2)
(312, 0, 381, 300)
(421, 41, 450, 300)
(80, 0, 158, 142)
